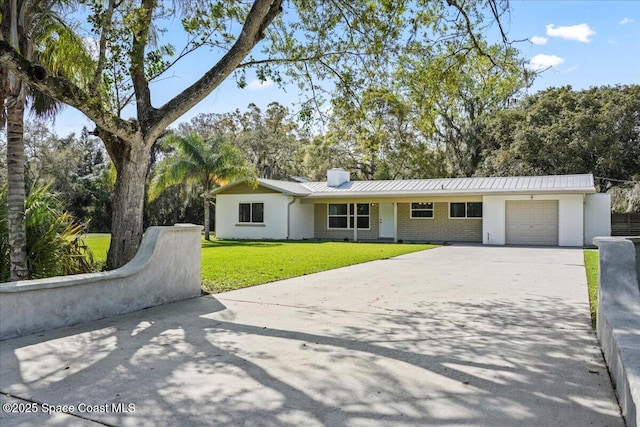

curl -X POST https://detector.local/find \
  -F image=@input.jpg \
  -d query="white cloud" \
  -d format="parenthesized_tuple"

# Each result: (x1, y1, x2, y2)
(545, 23, 595, 43)
(247, 79, 274, 90)
(608, 39, 617, 45)
(527, 54, 565, 71)
(530, 36, 548, 45)
(619, 17, 633, 25)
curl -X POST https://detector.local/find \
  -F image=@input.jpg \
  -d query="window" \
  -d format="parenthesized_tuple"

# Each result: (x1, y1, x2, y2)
(238, 203, 264, 223)
(466, 202, 483, 218)
(328, 203, 370, 229)
(328, 203, 348, 228)
(411, 202, 434, 218)
(449, 202, 483, 219)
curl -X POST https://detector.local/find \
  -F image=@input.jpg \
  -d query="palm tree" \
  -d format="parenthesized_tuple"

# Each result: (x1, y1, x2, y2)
(1, 1, 93, 280)
(149, 132, 256, 240)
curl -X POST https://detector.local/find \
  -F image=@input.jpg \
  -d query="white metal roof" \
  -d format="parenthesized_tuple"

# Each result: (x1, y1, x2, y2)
(214, 174, 595, 198)
(301, 174, 596, 197)
(258, 179, 311, 196)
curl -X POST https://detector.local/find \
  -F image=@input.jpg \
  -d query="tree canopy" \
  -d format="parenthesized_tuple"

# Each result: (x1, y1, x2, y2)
(1, 0, 527, 268)
(477, 85, 640, 182)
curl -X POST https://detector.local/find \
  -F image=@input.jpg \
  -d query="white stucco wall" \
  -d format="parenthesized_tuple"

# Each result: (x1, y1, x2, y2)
(0, 225, 202, 340)
(216, 193, 290, 239)
(585, 193, 612, 245)
(216, 193, 313, 239)
(289, 199, 314, 239)
(482, 194, 586, 246)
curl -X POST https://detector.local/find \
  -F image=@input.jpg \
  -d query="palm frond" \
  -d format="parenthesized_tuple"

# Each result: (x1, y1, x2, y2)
(32, 10, 95, 88)
(0, 184, 96, 282)
(149, 132, 257, 202)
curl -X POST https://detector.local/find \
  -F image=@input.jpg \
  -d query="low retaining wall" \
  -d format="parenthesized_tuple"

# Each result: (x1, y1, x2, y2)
(595, 236, 640, 427)
(0, 224, 203, 340)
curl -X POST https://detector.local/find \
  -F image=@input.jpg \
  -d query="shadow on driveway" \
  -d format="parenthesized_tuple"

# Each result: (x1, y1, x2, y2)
(0, 246, 624, 426)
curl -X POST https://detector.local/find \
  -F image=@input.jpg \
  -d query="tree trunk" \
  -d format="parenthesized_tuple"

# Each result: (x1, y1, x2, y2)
(105, 139, 149, 270)
(6, 96, 28, 280)
(203, 197, 211, 240)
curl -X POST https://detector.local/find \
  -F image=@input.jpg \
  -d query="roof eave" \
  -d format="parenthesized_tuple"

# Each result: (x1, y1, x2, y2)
(212, 179, 311, 197)
(305, 187, 596, 198)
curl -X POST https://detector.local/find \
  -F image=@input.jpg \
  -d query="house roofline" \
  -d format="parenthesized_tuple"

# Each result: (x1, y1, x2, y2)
(303, 187, 597, 199)
(213, 174, 596, 198)
(211, 179, 311, 197)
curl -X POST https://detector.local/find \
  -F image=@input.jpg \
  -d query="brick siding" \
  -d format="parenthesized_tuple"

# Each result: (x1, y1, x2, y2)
(397, 202, 482, 242)
(314, 203, 379, 240)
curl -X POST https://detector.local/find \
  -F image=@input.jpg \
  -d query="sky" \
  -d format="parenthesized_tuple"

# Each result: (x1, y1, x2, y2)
(47, 0, 640, 137)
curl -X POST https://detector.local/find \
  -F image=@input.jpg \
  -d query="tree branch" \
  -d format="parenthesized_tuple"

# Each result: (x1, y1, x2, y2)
(89, 0, 116, 93)
(130, 0, 156, 124)
(0, 39, 139, 140)
(151, 0, 283, 142)
(446, 0, 500, 68)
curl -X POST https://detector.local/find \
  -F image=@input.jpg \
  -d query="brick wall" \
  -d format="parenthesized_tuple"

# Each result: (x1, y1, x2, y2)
(314, 203, 379, 240)
(397, 202, 482, 242)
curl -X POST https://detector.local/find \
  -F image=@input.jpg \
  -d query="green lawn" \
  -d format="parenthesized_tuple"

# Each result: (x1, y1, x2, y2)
(82, 234, 437, 293)
(584, 249, 599, 328)
(84, 233, 111, 266)
(200, 240, 437, 293)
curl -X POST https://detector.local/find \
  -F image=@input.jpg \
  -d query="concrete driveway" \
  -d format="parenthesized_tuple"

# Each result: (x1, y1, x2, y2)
(0, 246, 623, 426)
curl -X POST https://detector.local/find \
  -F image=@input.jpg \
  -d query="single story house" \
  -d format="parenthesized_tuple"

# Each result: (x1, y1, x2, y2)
(212, 169, 611, 246)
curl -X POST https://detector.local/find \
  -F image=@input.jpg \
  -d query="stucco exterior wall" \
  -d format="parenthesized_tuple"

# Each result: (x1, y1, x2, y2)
(396, 202, 482, 242)
(314, 203, 380, 240)
(0, 225, 202, 340)
(594, 237, 640, 427)
(585, 193, 612, 245)
(482, 194, 585, 246)
(216, 193, 291, 239)
(289, 199, 314, 239)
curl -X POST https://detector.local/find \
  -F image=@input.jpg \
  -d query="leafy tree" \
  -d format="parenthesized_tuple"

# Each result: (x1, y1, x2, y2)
(1, 0, 93, 280)
(1, 0, 516, 269)
(0, 184, 95, 282)
(236, 103, 304, 179)
(179, 103, 305, 180)
(409, 43, 530, 176)
(478, 85, 640, 183)
(321, 87, 449, 180)
(149, 132, 255, 240)
(19, 120, 113, 231)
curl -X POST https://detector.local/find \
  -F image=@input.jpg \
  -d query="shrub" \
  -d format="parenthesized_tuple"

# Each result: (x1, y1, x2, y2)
(0, 185, 96, 281)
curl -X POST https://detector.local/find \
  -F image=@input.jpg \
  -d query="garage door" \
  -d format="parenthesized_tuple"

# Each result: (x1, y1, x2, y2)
(506, 200, 558, 245)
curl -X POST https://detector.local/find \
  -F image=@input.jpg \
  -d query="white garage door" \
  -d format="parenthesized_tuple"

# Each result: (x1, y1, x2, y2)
(506, 200, 559, 245)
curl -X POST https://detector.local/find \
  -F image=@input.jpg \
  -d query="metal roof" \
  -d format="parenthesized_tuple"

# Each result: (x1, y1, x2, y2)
(301, 174, 596, 197)
(214, 174, 595, 198)
(258, 179, 311, 196)
(211, 178, 311, 196)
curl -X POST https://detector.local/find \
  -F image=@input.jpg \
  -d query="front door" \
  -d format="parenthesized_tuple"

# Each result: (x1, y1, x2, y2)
(379, 203, 394, 238)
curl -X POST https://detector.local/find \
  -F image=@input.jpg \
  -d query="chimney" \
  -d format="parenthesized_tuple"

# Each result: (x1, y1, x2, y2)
(327, 168, 350, 187)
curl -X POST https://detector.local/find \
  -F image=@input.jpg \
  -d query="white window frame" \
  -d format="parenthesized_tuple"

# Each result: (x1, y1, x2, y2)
(327, 203, 371, 230)
(448, 202, 483, 219)
(410, 202, 434, 219)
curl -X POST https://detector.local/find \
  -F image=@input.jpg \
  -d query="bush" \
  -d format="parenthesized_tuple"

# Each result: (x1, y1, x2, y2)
(0, 185, 96, 281)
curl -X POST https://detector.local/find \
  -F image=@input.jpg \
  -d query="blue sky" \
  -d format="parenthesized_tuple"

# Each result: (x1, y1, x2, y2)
(49, 1, 640, 136)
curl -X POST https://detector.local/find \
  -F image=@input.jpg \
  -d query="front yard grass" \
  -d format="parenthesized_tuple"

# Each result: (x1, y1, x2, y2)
(584, 249, 599, 328)
(201, 240, 438, 293)
(84, 233, 111, 266)
(82, 234, 437, 293)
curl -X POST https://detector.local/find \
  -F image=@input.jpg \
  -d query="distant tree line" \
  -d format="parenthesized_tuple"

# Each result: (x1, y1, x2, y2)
(2, 84, 637, 242)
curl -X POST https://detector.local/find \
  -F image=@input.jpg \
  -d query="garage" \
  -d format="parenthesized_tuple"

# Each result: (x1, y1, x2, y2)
(505, 200, 559, 245)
